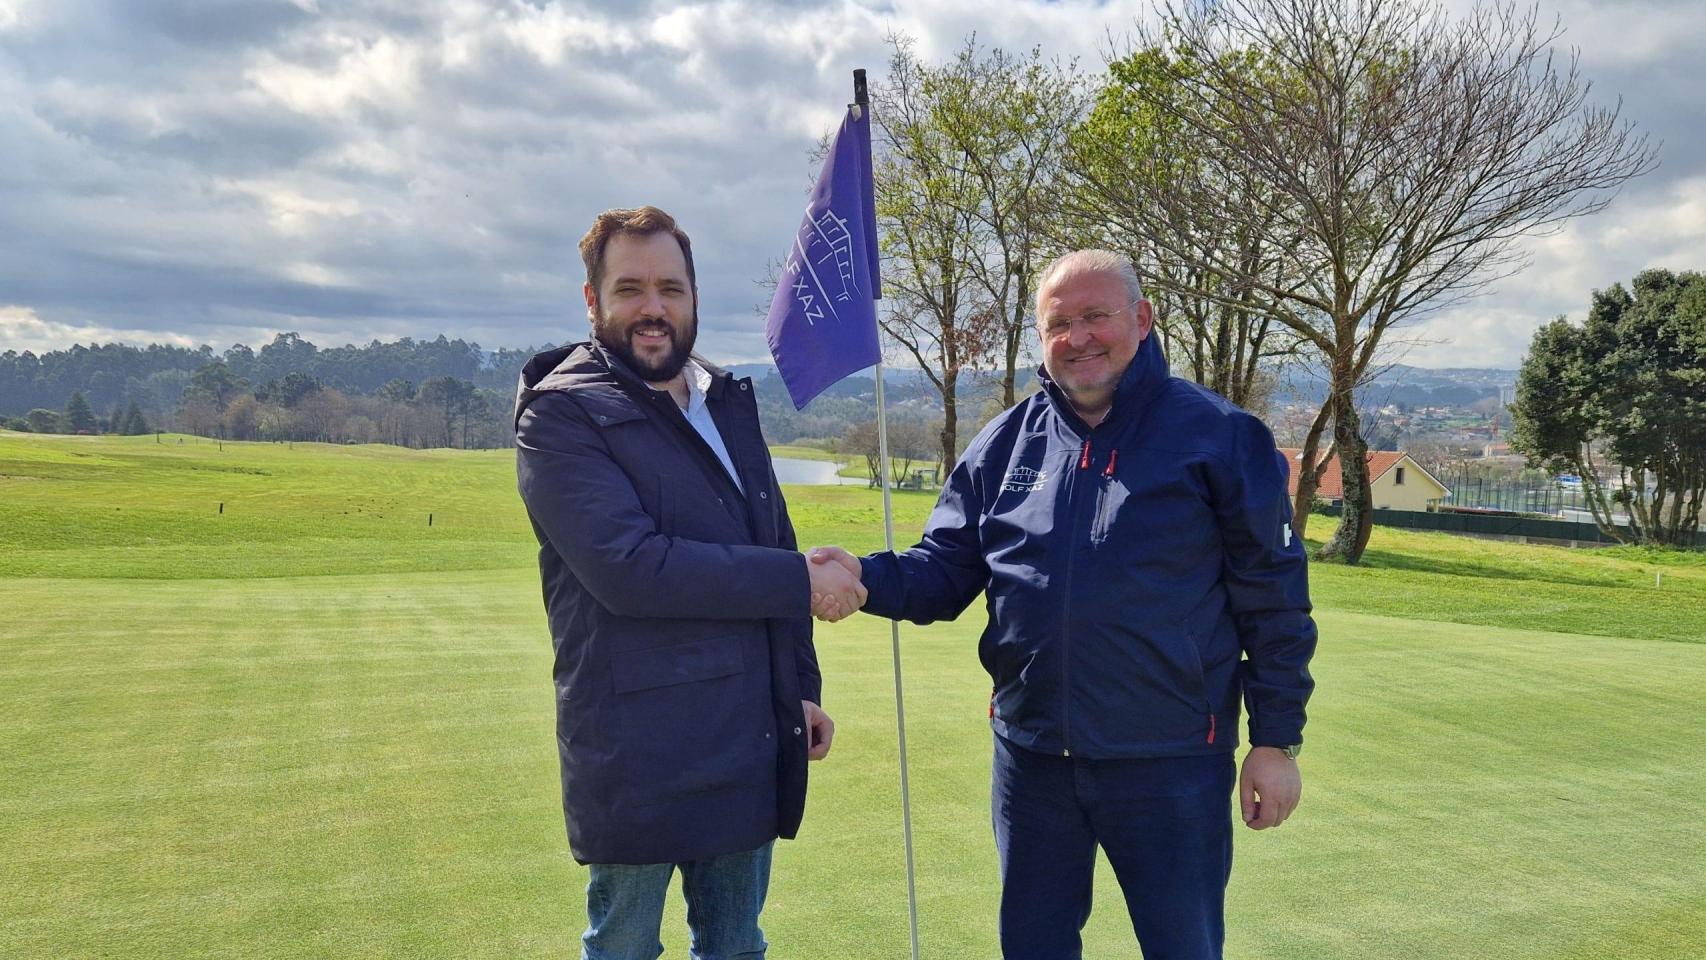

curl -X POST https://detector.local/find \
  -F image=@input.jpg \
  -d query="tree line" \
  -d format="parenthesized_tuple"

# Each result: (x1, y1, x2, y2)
(0, 333, 541, 423)
(1, 333, 548, 449)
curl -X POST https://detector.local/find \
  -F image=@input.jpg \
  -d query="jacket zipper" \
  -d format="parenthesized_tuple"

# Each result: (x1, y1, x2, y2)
(1061, 436, 1095, 756)
(1094, 447, 1121, 543)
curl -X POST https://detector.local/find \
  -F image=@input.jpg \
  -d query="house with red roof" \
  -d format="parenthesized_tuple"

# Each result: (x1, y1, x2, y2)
(1278, 448, 1451, 511)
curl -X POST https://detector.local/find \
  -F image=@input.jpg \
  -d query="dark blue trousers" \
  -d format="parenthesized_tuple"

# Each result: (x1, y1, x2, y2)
(992, 736, 1235, 960)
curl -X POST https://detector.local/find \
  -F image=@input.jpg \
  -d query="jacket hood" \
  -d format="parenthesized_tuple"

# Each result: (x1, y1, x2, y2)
(513, 340, 732, 426)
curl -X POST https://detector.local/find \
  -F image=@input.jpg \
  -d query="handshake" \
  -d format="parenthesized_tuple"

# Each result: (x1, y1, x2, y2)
(802, 546, 864, 623)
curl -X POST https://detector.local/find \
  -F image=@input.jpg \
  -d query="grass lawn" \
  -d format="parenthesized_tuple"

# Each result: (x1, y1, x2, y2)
(3, 432, 1705, 958)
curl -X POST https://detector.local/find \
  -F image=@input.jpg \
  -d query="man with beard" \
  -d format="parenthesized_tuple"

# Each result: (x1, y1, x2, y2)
(514, 205, 864, 959)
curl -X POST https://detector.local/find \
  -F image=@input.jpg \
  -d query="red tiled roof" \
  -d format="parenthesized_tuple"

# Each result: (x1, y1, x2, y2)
(1277, 448, 1410, 500)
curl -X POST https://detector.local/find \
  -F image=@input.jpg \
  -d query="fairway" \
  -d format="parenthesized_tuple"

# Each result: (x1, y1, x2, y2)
(4, 433, 1706, 959)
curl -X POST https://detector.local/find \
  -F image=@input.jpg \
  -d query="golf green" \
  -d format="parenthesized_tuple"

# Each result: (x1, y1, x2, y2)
(3, 433, 1704, 957)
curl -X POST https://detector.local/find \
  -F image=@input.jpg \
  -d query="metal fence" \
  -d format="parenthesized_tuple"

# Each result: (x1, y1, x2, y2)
(1321, 504, 1706, 548)
(1436, 465, 1596, 515)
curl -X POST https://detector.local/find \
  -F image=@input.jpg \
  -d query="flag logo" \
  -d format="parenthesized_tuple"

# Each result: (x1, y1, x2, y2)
(765, 106, 883, 410)
(785, 209, 861, 326)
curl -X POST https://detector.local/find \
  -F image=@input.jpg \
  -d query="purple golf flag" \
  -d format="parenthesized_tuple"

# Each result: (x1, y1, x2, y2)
(765, 106, 883, 410)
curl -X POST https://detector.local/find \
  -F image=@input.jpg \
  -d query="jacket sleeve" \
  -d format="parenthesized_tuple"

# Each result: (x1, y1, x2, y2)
(1213, 414, 1317, 748)
(859, 451, 992, 625)
(772, 477, 822, 705)
(516, 392, 811, 621)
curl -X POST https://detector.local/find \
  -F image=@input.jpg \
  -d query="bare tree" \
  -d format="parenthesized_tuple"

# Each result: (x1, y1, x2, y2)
(1107, 0, 1655, 562)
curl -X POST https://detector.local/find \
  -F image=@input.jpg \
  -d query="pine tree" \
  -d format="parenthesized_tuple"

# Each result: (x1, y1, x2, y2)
(123, 402, 148, 435)
(64, 392, 98, 434)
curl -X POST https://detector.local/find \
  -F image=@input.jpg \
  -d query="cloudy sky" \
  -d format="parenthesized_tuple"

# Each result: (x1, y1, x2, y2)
(2, 0, 1702, 370)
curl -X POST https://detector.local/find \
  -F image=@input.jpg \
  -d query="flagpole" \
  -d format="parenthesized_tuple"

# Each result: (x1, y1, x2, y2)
(855, 68, 922, 960)
(873, 358, 922, 960)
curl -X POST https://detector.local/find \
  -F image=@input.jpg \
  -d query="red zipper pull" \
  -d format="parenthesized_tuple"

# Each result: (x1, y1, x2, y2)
(1078, 438, 1091, 470)
(1103, 448, 1119, 477)
(1207, 714, 1217, 744)
(989, 688, 996, 719)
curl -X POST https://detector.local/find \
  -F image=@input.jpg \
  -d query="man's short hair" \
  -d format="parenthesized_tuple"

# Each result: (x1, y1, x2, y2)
(579, 206, 697, 294)
(1035, 250, 1144, 317)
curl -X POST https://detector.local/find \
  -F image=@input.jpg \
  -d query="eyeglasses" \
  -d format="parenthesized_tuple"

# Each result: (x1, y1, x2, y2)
(1040, 296, 1142, 339)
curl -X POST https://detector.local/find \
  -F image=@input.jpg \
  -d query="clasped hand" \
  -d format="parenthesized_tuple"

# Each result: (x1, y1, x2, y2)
(804, 546, 864, 622)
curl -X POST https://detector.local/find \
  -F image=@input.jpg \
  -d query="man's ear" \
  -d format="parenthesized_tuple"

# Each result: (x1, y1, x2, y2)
(583, 282, 597, 326)
(1135, 298, 1155, 341)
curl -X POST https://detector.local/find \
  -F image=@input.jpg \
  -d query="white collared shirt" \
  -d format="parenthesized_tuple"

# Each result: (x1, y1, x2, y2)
(681, 360, 743, 494)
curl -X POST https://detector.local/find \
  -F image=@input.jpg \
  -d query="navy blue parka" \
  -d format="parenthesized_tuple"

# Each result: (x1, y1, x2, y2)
(515, 342, 820, 864)
(860, 333, 1315, 759)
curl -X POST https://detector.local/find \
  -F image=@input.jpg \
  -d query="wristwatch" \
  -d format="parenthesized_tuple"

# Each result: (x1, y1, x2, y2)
(1263, 743, 1302, 760)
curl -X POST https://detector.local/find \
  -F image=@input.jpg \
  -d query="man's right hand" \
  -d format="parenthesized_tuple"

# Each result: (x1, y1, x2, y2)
(805, 546, 865, 622)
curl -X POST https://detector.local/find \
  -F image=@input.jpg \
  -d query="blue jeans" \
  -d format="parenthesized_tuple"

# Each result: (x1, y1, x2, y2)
(581, 842, 772, 960)
(992, 736, 1235, 960)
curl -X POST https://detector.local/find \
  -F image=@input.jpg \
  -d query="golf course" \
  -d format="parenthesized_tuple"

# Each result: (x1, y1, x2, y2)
(3, 430, 1704, 959)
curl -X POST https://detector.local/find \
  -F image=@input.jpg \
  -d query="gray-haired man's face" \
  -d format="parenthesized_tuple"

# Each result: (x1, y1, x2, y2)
(1036, 269, 1152, 407)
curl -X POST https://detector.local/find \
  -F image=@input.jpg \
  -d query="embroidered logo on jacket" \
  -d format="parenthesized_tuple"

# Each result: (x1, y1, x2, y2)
(1001, 466, 1050, 492)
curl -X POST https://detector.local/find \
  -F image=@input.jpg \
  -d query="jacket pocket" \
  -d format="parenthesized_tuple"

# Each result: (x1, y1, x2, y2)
(607, 637, 770, 807)
(611, 637, 741, 693)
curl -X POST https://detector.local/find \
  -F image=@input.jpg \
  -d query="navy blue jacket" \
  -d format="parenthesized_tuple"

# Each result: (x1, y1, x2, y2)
(861, 334, 1315, 758)
(514, 342, 820, 864)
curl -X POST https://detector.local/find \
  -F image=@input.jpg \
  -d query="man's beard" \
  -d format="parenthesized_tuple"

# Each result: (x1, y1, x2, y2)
(594, 309, 697, 383)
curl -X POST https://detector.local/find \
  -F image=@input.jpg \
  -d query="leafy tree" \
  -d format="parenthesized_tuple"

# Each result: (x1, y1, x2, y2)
(254, 332, 319, 385)
(1068, 45, 1306, 415)
(874, 35, 1005, 473)
(183, 361, 249, 411)
(24, 408, 64, 433)
(261, 372, 323, 408)
(376, 379, 417, 403)
(1511, 270, 1706, 546)
(5, 415, 32, 432)
(920, 39, 1090, 409)
(64, 392, 97, 433)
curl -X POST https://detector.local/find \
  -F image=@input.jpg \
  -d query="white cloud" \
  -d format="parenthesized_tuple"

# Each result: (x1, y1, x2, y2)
(214, 177, 364, 235)
(1396, 174, 1706, 368)
(246, 33, 423, 120)
(491, 2, 640, 63)
(0, 306, 200, 353)
(0, 0, 43, 34)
